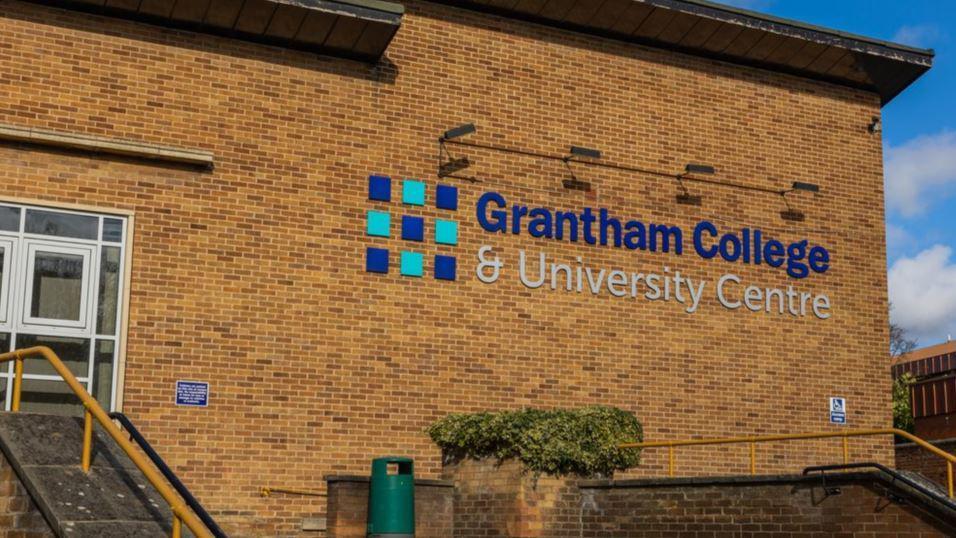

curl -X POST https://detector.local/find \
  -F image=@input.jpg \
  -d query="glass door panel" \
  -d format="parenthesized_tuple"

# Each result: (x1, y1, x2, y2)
(21, 241, 93, 330)
(15, 334, 90, 378)
(0, 238, 14, 327)
(18, 378, 83, 416)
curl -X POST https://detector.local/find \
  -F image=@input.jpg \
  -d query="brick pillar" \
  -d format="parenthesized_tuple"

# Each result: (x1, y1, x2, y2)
(441, 458, 581, 538)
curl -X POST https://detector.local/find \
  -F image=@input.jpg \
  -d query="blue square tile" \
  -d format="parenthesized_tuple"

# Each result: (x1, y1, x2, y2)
(436, 184, 458, 210)
(400, 251, 423, 277)
(401, 215, 424, 241)
(435, 255, 456, 281)
(367, 210, 390, 237)
(366, 248, 389, 273)
(368, 175, 391, 202)
(402, 180, 426, 206)
(435, 219, 458, 245)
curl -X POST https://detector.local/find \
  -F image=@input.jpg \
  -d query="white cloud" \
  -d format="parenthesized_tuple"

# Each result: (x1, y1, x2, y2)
(885, 131, 956, 217)
(889, 245, 956, 344)
(885, 223, 911, 256)
(892, 25, 941, 48)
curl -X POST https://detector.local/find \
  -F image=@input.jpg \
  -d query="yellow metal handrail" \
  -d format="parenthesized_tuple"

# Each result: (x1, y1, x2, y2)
(0, 346, 212, 538)
(260, 487, 327, 497)
(621, 428, 956, 498)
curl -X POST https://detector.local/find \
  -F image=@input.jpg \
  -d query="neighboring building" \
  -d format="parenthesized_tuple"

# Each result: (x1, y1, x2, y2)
(0, 0, 932, 535)
(893, 341, 956, 440)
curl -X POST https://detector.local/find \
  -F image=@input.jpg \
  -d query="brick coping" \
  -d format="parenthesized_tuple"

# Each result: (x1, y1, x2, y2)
(896, 437, 956, 449)
(324, 474, 455, 487)
(579, 472, 879, 489)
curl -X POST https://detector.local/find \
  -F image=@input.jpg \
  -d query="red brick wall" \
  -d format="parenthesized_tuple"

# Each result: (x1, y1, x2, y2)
(439, 457, 954, 537)
(442, 458, 580, 538)
(0, 0, 891, 534)
(578, 479, 951, 537)
(897, 438, 956, 491)
(0, 452, 53, 537)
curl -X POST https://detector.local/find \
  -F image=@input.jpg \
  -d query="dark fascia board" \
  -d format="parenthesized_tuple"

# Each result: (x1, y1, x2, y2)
(22, 0, 403, 63)
(277, 0, 404, 22)
(426, 0, 933, 105)
(662, 0, 933, 59)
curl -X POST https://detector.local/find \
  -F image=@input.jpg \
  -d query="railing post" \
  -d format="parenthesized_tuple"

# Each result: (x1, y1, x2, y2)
(172, 515, 182, 538)
(842, 436, 849, 464)
(82, 407, 93, 473)
(668, 446, 675, 477)
(948, 461, 954, 499)
(12, 357, 23, 412)
(750, 442, 756, 475)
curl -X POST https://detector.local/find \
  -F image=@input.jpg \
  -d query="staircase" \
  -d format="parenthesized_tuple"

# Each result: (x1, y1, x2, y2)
(0, 346, 220, 538)
(0, 412, 177, 537)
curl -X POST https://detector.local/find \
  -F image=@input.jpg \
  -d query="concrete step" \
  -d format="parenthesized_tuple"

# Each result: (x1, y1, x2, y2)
(0, 412, 178, 537)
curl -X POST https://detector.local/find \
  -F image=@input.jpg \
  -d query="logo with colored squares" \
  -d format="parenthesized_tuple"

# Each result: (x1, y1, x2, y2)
(365, 175, 459, 281)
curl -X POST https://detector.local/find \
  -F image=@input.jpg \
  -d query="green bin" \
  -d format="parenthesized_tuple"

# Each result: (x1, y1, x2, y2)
(367, 456, 414, 537)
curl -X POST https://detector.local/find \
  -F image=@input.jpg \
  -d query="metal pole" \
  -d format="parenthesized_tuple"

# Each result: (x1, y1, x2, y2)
(82, 408, 93, 473)
(842, 436, 849, 464)
(668, 446, 675, 477)
(172, 515, 182, 538)
(949, 461, 954, 499)
(12, 357, 23, 412)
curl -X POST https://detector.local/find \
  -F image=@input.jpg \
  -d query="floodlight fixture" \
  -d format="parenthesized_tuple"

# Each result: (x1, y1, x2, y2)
(684, 163, 716, 175)
(791, 181, 820, 193)
(568, 146, 602, 160)
(441, 123, 476, 141)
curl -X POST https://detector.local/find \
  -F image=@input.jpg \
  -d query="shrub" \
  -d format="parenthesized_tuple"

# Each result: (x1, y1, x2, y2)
(893, 372, 915, 434)
(426, 406, 642, 478)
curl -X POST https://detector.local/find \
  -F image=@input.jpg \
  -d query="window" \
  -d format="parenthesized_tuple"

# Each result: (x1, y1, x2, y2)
(0, 203, 128, 416)
(22, 242, 94, 329)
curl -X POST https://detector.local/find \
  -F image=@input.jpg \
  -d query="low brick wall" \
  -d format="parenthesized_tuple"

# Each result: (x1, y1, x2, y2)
(324, 475, 454, 537)
(323, 458, 956, 536)
(0, 451, 52, 537)
(897, 438, 956, 490)
(578, 475, 953, 537)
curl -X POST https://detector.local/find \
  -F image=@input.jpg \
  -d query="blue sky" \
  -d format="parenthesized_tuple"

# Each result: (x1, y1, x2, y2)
(723, 0, 956, 347)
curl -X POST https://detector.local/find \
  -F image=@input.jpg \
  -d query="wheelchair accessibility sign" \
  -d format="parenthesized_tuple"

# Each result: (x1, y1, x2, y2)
(829, 397, 846, 425)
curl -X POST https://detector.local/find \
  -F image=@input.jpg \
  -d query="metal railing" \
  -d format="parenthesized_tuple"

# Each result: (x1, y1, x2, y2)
(621, 428, 956, 498)
(111, 412, 228, 538)
(260, 486, 326, 497)
(0, 346, 213, 538)
(803, 461, 956, 506)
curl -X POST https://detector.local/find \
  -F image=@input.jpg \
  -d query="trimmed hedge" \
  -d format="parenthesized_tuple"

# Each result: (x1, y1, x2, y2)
(426, 406, 642, 478)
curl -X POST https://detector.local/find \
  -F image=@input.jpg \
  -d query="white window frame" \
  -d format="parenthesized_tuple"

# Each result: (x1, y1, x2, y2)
(20, 240, 96, 333)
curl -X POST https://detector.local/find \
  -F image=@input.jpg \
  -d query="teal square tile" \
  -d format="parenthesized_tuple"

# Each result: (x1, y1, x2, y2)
(400, 251, 423, 277)
(402, 180, 426, 206)
(435, 219, 458, 245)
(367, 210, 390, 237)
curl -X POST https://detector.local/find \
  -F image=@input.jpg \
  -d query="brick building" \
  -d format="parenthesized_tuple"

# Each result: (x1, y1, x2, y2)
(0, 0, 932, 535)
(893, 340, 956, 440)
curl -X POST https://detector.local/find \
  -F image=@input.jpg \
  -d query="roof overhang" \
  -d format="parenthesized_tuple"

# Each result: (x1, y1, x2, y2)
(428, 0, 933, 105)
(24, 0, 404, 62)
